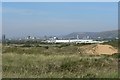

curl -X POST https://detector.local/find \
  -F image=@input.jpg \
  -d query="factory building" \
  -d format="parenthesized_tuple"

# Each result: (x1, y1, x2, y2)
(46, 39, 105, 43)
(45, 35, 106, 44)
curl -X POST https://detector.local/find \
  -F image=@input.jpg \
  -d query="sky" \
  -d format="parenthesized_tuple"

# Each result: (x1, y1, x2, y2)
(2, 2, 118, 38)
(0, 2, 2, 39)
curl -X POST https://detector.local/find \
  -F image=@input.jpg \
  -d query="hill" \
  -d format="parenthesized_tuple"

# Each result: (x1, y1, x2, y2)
(63, 30, 118, 40)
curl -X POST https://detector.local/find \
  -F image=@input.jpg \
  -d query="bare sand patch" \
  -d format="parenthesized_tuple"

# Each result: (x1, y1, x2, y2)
(79, 44, 118, 55)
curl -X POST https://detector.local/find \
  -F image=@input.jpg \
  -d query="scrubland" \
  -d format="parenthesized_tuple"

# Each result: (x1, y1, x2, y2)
(2, 43, 119, 78)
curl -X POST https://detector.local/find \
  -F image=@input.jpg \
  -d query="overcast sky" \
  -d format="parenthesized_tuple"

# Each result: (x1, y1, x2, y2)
(2, 2, 118, 38)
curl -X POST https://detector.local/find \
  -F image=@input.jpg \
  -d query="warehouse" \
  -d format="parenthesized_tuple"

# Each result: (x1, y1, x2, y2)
(46, 39, 105, 43)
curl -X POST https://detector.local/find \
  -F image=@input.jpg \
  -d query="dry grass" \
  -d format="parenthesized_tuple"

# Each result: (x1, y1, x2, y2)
(2, 43, 119, 78)
(0, 43, 2, 79)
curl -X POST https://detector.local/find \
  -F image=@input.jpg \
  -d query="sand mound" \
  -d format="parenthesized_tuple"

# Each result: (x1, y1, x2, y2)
(79, 44, 118, 55)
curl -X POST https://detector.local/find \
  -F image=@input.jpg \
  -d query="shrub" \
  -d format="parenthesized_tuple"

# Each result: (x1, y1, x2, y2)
(44, 46, 49, 49)
(59, 44, 70, 48)
(82, 73, 96, 78)
(111, 53, 120, 58)
(60, 59, 78, 72)
(35, 44, 41, 47)
(74, 43, 92, 46)
(22, 44, 32, 47)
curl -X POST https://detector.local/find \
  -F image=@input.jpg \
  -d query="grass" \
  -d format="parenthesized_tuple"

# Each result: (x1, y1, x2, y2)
(2, 43, 119, 78)
(2, 44, 78, 55)
(3, 53, 118, 78)
(0, 43, 2, 79)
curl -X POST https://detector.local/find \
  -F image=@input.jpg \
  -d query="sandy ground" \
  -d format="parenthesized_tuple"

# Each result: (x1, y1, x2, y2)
(79, 44, 118, 55)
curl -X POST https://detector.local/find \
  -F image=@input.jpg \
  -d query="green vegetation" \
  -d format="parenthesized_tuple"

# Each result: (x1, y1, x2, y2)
(2, 42, 119, 78)
(3, 53, 118, 78)
(102, 39, 118, 48)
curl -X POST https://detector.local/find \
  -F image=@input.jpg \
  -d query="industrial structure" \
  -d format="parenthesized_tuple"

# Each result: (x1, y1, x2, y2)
(46, 39, 105, 44)
(44, 35, 107, 44)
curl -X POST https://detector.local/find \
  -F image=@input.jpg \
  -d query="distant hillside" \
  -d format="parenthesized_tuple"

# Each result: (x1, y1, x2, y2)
(62, 30, 118, 40)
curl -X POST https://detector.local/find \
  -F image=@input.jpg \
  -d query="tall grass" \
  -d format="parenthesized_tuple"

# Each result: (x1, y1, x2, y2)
(2, 43, 119, 78)
(2, 53, 118, 78)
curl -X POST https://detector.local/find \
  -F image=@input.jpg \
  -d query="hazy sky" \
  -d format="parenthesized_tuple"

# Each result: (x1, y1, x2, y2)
(2, 2, 118, 38)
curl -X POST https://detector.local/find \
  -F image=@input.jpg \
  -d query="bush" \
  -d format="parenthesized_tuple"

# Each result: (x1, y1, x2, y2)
(111, 53, 120, 58)
(22, 44, 32, 47)
(44, 46, 49, 49)
(35, 44, 41, 47)
(74, 43, 92, 46)
(59, 44, 70, 48)
(82, 73, 96, 78)
(60, 59, 79, 72)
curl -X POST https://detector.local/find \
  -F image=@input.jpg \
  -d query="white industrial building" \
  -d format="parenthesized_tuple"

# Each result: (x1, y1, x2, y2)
(46, 39, 105, 44)
(44, 35, 107, 44)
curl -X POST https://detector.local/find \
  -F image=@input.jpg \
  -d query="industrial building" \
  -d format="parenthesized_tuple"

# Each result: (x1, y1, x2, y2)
(45, 35, 106, 44)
